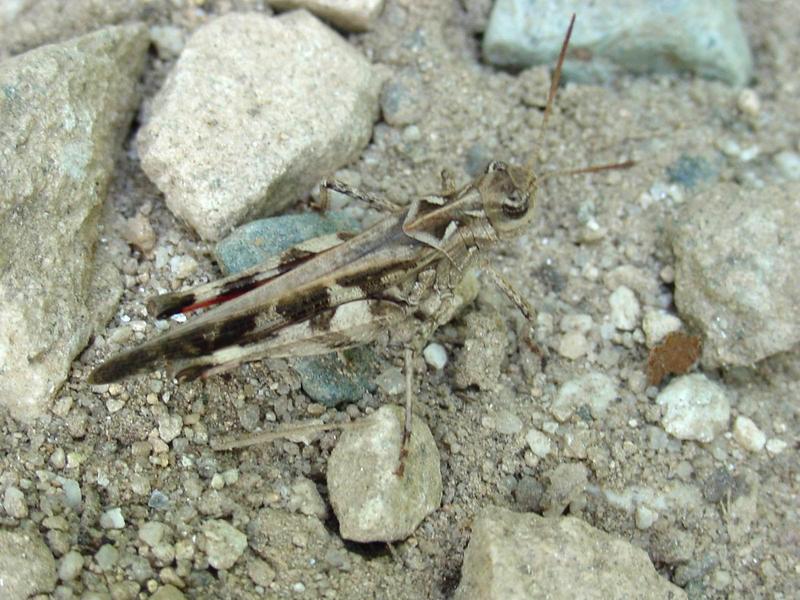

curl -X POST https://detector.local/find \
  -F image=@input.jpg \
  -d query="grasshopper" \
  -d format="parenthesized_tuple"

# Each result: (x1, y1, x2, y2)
(89, 15, 631, 474)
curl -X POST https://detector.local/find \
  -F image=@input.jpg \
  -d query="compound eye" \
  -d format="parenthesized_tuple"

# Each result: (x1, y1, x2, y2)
(502, 190, 529, 218)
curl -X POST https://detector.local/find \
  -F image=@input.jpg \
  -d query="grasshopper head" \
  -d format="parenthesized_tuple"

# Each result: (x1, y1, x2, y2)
(481, 160, 538, 239)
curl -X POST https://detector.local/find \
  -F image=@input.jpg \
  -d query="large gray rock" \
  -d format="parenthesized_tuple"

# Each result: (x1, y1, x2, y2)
(0, 24, 148, 420)
(137, 10, 381, 240)
(0, 529, 57, 597)
(671, 183, 800, 368)
(483, 0, 752, 86)
(455, 507, 687, 600)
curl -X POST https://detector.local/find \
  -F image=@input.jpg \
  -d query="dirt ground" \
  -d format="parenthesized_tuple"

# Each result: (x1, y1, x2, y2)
(2, 1, 798, 598)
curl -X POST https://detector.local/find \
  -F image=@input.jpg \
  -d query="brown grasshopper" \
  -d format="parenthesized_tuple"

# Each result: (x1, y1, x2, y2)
(89, 15, 631, 474)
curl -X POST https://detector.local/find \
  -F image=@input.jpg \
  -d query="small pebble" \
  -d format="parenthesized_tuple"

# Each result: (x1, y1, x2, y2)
(376, 367, 405, 395)
(525, 429, 551, 458)
(94, 544, 119, 571)
(3, 486, 27, 518)
(609, 286, 640, 331)
(494, 410, 523, 435)
(158, 414, 183, 443)
(765, 438, 787, 455)
(656, 374, 730, 443)
(732, 416, 766, 452)
(169, 255, 198, 280)
(58, 550, 84, 581)
(139, 521, 169, 547)
(122, 213, 156, 252)
(423, 343, 448, 370)
(775, 150, 800, 180)
(561, 314, 593, 333)
(635, 504, 659, 530)
(558, 331, 590, 359)
(149, 490, 170, 510)
(642, 309, 683, 347)
(736, 88, 760, 117)
(100, 507, 125, 529)
(202, 520, 247, 570)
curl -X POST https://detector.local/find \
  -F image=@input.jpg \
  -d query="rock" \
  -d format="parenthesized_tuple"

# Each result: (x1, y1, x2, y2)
(270, 0, 385, 32)
(3, 485, 27, 518)
(287, 477, 328, 520)
(453, 311, 508, 389)
(214, 212, 358, 276)
(423, 342, 448, 370)
(656, 374, 730, 443)
(494, 410, 523, 435)
(137, 11, 381, 240)
(100, 507, 126, 529)
(732, 416, 766, 452)
(138, 521, 170, 548)
(58, 550, 84, 581)
(151, 584, 186, 600)
(557, 330, 590, 359)
(0, 24, 147, 420)
(551, 372, 617, 422)
(542, 463, 588, 517)
(774, 150, 800, 181)
(671, 183, 800, 368)
(483, 0, 752, 86)
(642, 309, 683, 347)
(201, 519, 248, 570)
(214, 212, 378, 407)
(0, 0, 154, 56)
(609, 286, 640, 331)
(765, 438, 788, 456)
(158, 414, 183, 443)
(0, 529, 57, 597)
(454, 507, 686, 600)
(525, 429, 551, 458)
(327, 405, 442, 542)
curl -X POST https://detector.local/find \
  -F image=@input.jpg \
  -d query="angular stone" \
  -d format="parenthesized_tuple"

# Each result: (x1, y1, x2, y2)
(671, 183, 800, 368)
(0, 529, 57, 597)
(455, 507, 687, 600)
(327, 405, 442, 542)
(137, 11, 381, 240)
(484, 0, 752, 86)
(0, 24, 148, 420)
(270, 0, 385, 32)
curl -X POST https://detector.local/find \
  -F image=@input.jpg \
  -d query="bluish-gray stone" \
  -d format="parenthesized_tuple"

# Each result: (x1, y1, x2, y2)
(214, 213, 358, 275)
(483, 0, 752, 86)
(216, 213, 377, 406)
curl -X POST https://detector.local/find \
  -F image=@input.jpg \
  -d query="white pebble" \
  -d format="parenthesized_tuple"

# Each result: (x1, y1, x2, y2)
(423, 343, 448, 370)
(656, 374, 730, 443)
(609, 286, 640, 331)
(100, 507, 125, 529)
(558, 331, 590, 359)
(732, 416, 766, 452)
(736, 88, 760, 117)
(3, 486, 27, 518)
(775, 150, 800, 181)
(635, 504, 658, 530)
(525, 429, 551, 458)
(642, 309, 682, 347)
(158, 414, 183, 443)
(765, 438, 787, 456)
(494, 410, 523, 435)
(169, 255, 198, 280)
(560, 313, 593, 333)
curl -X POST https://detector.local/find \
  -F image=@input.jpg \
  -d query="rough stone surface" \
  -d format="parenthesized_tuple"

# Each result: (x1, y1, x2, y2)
(270, 0, 385, 31)
(551, 372, 617, 422)
(0, 24, 147, 420)
(137, 11, 381, 240)
(671, 183, 800, 368)
(483, 0, 752, 86)
(327, 405, 442, 542)
(0, 529, 57, 597)
(643, 309, 683, 347)
(733, 416, 766, 452)
(455, 507, 687, 600)
(201, 519, 248, 570)
(657, 374, 730, 443)
(0, 0, 156, 56)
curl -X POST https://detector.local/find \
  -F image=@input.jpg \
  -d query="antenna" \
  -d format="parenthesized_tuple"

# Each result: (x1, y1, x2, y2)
(541, 159, 636, 180)
(528, 13, 576, 170)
